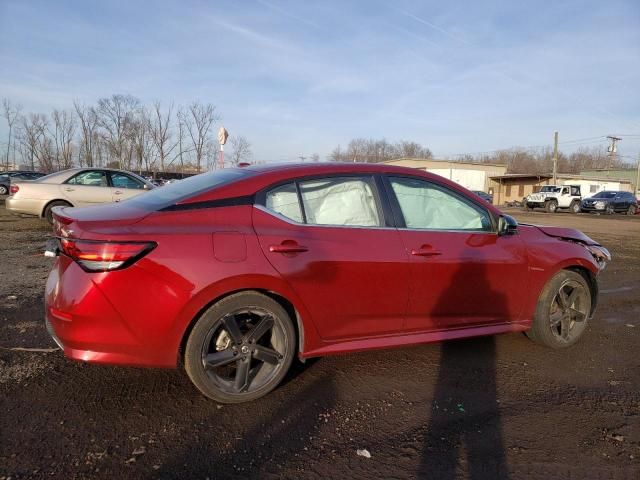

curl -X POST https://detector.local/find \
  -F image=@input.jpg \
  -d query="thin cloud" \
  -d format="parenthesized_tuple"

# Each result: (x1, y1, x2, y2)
(256, 0, 321, 30)
(210, 17, 294, 53)
(396, 8, 471, 46)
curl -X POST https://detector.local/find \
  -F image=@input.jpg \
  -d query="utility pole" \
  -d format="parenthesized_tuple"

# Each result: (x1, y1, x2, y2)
(606, 135, 621, 173)
(552, 131, 558, 184)
(298, 154, 306, 162)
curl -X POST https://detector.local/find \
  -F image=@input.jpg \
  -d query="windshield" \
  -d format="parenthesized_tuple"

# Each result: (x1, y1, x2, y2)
(592, 191, 616, 199)
(540, 186, 560, 193)
(124, 169, 252, 209)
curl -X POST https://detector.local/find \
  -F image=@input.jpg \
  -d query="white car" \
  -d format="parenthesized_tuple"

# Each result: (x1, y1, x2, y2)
(5, 167, 155, 223)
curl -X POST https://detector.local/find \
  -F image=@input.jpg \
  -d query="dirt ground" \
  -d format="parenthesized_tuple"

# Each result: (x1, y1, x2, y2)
(0, 201, 639, 480)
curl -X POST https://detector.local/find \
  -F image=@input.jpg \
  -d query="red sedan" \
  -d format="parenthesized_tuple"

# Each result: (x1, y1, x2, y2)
(45, 163, 611, 403)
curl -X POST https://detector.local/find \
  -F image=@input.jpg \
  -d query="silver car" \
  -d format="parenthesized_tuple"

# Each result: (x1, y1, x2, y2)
(5, 167, 155, 223)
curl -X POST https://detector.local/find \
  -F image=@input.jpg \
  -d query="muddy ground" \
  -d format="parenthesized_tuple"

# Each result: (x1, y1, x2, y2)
(0, 201, 639, 480)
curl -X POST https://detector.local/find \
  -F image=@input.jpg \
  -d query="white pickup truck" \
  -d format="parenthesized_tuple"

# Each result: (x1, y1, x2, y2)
(525, 185, 582, 213)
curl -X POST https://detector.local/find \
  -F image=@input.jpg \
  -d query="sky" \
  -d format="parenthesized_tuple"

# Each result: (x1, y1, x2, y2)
(1, 0, 639, 163)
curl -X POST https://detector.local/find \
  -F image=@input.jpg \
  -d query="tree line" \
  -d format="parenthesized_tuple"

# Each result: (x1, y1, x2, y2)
(328, 137, 631, 174)
(2, 96, 252, 175)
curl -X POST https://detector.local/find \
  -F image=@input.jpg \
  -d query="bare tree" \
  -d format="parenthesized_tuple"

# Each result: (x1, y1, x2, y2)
(181, 102, 218, 173)
(19, 114, 55, 173)
(310, 153, 320, 162)
(50, 109, 76, 169)
(229, 135, 252, 165)
(74, 102, 99, 167)
(96, 94, 140, 169)
(3, 99, 22, 171)
(148, 101, 178, 172)
(129, 109, 152, 174)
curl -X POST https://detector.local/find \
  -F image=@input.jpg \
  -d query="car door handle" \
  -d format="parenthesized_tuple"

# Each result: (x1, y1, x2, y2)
(269, 243, 308, 254)
(64, 187, 74, 192)
(411, 247, 442, 257)
(114, 190, 123, 195)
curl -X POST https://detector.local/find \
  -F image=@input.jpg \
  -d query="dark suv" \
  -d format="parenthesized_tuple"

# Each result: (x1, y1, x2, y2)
(580, 191, 637, 215)
(0, 171, 45, 195)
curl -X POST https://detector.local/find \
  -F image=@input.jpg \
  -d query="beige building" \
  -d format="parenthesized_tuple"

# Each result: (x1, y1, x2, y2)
(383, 159, 507, 193)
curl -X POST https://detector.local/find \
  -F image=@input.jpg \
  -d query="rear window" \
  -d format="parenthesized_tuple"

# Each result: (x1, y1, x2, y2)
(124, 169, 251, 209)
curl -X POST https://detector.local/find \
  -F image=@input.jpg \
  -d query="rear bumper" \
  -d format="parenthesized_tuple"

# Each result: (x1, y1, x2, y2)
(45, 256, 186, 368)
(5, 197, 44, 217)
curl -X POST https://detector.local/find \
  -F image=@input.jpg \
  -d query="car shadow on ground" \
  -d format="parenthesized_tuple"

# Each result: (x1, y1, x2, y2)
(418, 261, 509, 479)
(156, 369, 337, 479)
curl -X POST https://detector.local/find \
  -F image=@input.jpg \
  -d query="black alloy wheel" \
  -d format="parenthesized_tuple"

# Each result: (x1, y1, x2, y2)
(526, 270, 591, 348)
(185, 292, 295, 403)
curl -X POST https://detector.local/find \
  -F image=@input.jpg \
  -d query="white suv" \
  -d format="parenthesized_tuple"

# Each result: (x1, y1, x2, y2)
(525, 185, 582, 213)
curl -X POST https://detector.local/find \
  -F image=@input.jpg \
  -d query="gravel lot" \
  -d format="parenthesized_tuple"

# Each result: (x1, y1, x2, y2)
(1, 201, 639, 480)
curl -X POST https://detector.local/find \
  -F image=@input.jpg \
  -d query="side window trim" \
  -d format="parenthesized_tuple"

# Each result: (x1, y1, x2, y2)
(383, 174, 497, 233)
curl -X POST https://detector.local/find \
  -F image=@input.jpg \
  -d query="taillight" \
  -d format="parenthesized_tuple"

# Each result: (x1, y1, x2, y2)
(59, 239, 156, 272)
(10, 185, 19, 195)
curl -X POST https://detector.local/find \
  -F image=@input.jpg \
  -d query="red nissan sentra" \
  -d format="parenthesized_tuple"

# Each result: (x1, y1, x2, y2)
(44, 163, 611, 403)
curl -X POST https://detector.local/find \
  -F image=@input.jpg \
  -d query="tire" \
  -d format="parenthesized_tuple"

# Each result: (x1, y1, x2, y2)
(525, 270, 591, 349)
(570, 200, 580, 214)
(43, 200, 72, 224)
(0, 185, 7, 195)
(545, 199, 558, 213)
(184, 291, 296, 403)
(605, 203, 614, 215)
(627, 205, 637, 216)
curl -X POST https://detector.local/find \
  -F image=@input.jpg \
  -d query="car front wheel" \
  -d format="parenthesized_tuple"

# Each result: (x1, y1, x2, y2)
(546, 200, 558, 213)
(184, 291, 296, 403)
(0, 185, 7, 195)
(525, 270, 591, 348)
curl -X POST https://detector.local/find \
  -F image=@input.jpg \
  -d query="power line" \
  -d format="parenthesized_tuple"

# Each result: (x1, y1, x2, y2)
(444, 135, 607, 158)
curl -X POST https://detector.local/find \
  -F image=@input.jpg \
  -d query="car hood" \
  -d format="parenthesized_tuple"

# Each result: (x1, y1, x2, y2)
(527, 224, 600, 246)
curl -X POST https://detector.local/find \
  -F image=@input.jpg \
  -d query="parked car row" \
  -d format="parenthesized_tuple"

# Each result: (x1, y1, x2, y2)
(0, 170, 46, 195)
(524, 185, 637, 215)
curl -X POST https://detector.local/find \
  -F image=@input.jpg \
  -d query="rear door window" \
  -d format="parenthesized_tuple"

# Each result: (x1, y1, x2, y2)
(263, 176, 383, 227)
(298, 177, 382, 227)
(66, 170, 108, 187)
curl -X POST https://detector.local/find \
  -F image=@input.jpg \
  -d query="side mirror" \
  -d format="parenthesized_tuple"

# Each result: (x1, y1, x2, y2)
(498, 214, 518, 236)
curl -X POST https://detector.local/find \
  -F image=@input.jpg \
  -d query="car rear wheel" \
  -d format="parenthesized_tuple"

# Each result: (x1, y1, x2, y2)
(545, 200, 558, 213)
(184, 292, 296, 403)
(525, 270, 591, 348)
(627, 205, 637, 215)
(44, 200, 72, 224)
(0, 185, 7, 195)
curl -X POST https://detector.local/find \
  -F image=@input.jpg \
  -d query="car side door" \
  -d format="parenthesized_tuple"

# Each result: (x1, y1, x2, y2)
(108, 171, 148, 201)
(384, 175, 529, 332)
(253, 175, 410, 340)
(61, 170, 112, 206)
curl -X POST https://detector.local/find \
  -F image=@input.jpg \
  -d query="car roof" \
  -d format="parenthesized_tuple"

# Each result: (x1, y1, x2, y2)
(243, 161, 431, 176)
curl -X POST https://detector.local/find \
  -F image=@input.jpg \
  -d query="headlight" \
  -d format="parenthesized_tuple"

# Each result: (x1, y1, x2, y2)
(594, 201, 605, 208)
(584, 244, 611, 270)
